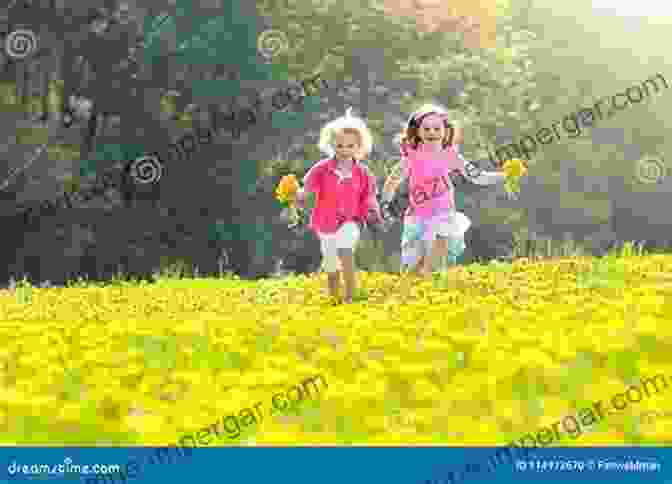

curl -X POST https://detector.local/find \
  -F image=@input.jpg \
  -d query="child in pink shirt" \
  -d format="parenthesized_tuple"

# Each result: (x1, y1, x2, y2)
(296, 108, 382, 303)
(382, 104, 506, 277)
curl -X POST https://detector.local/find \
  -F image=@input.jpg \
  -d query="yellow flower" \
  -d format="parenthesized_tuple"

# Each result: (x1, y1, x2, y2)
(5, 252, 672, 445)
(516, 347, 556, 369)
(124, 414, 166, 434)
(275, 174, 300, 203)
(502, 158, 527, 178)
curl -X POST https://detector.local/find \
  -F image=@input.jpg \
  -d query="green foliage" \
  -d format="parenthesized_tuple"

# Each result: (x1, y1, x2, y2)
(575, 258, 627, 290)
(62, 368, 83, 400)
(605, 350, 639, 382)
(128, 335, 178, 371)
(254, 0, 541, 231)
(355, 237, 399, 273)
(511, 227, 590, 259)
(255, 334, 274, 352)
(15, 278, 33, 305)
(15, 127, 48, 145)
(10, 0, 671, 278)
(9, 414, 138, 445)
(260, 156, 312, 178)
(156, 257, 195, 279)
(0, 82, 18, 106)
(271, 95, 323, 129)
(79, 144, 139, 178)
(47, 144, 81, 162)
(506, 0, 672, 228)
(559, 352, 594, 401)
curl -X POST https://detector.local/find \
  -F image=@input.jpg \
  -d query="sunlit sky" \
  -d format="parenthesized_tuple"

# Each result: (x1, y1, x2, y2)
(592, 0, 672, 17)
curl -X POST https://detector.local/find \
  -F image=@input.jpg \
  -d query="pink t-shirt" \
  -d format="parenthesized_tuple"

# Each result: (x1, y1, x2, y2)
(402, 143, 465, 218)
(303, 158, 380, 234)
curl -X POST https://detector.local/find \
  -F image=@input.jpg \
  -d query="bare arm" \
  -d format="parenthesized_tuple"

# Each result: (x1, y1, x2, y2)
(452, 126, 464, 146)
(460, 156, 505, 186)
(362, 168, 383, 222)
(295, 188, 306, 208)
(296, 162, 323, 208)
(382, 160, 408, 201)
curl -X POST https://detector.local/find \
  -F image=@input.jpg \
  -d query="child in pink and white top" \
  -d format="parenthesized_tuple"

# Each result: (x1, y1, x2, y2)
(295, 108, 382, 303)
(382, 105, 506, 277)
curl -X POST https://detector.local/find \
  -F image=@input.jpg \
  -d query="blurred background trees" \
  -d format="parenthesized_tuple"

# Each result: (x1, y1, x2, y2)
(0, 0, 669, 285)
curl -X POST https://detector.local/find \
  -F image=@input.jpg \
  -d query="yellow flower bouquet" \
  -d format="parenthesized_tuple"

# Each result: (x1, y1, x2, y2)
(275, 174, 302, 227)
(502, 158, 528, 198)
(275, 174, 300, 205)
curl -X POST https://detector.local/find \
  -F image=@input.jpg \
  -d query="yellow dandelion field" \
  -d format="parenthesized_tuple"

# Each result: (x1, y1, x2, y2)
(1, 252, 672, 446)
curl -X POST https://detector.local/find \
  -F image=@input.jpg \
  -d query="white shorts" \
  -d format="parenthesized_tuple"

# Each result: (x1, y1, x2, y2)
(317, 222, 361, 273)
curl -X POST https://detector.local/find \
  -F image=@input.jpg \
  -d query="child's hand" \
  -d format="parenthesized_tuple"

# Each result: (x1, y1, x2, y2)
(295, 188, 306, 208)
(382, 180, 400, 202)
(374, 206, 397, 233)
(366, 216, 392, 235)
(362, 207, 383, 232)
(280, 207, 294, 223)
(381, 197, 405, 222)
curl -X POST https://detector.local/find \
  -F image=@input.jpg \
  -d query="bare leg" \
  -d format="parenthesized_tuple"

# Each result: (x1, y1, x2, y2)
(419, 257, 433, 278)
(338, 249, 356, 303)
(327, 271, 340, 299)
(413, 251, 429, 277)
(414, 255, 426, 277)
(425, 236, 449, 278)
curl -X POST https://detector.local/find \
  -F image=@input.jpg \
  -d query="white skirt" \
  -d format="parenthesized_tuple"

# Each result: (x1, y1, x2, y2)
(401, 211, 470, 269)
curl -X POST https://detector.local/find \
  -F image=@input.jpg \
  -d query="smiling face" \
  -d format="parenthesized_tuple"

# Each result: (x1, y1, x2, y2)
(418, 114, 448, 148)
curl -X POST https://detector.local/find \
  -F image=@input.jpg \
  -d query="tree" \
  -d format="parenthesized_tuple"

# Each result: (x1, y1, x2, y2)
(2, 0, 599, 283)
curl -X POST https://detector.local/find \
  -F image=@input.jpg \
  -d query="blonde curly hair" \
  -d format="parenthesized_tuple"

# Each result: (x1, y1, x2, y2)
(318, 107, 373, 160)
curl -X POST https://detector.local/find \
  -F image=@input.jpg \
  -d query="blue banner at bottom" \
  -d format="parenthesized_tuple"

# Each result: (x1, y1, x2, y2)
(1, 447, 669, 484)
